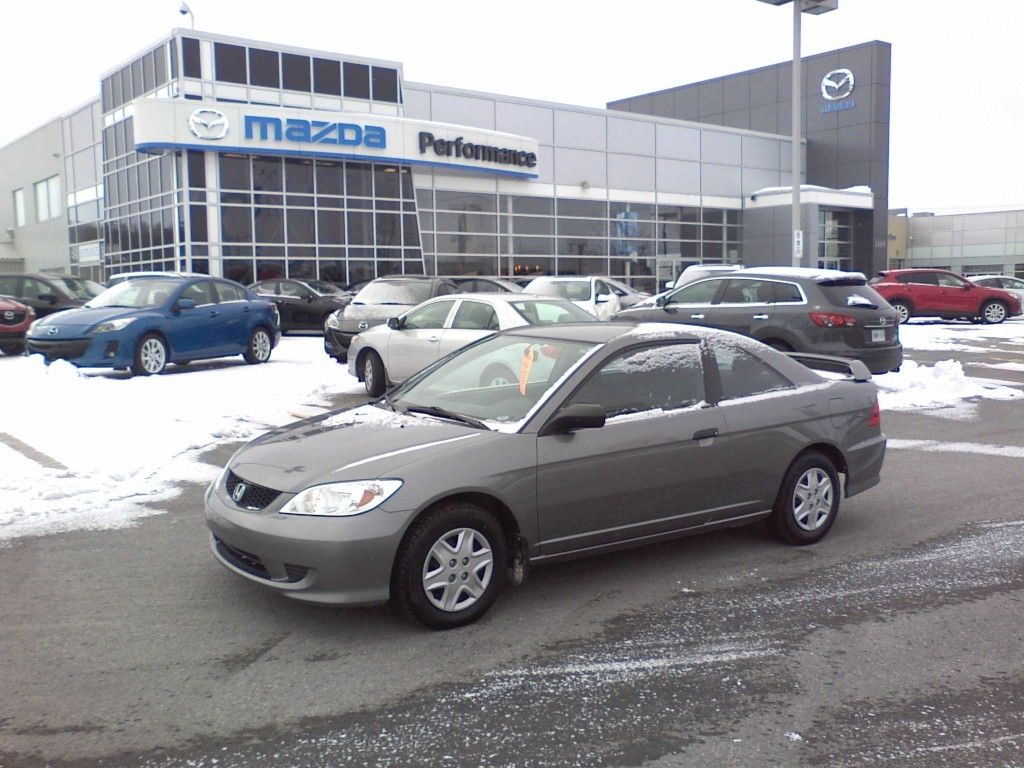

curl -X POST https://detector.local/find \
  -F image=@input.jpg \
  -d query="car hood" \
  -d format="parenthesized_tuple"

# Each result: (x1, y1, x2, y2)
(229, 403, 497, 493)
(0, 297, 28, 312)
(32, 306, 145, 334)
(339, 302, 411, 332)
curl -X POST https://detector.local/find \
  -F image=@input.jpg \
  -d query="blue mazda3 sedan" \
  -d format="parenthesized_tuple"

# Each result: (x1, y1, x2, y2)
(25, 276, 280, 375)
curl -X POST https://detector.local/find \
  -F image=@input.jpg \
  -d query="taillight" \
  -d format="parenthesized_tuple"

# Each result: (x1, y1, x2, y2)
(809, 312, 857, 328)
(868, 400, 881, 427)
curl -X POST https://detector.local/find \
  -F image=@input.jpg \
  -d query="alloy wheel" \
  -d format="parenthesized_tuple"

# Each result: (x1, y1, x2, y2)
(140, 338, 166, 374)
(421, 527, 493, 612)
(363, 357, 375, 391)
(895, 304, 910, 324)
(792, 468, 833, 531)
(984, 302, 1006, 323)
(252, 330, 271, 361)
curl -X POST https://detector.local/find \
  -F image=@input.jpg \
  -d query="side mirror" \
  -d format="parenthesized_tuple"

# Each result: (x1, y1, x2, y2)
(176, 298, 196, 311)
(962, 283, 973, 290)
(595, 294, 609, 304)
(386, 316, 402, 330)
(656, 294, 670, 308)
(539, 403, 606, 436)
(663, 280, 673, 289)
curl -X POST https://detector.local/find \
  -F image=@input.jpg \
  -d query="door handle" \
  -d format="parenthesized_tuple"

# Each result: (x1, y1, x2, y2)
(426, 336, 440, 343)
(691, 427, 719, 441)
(752, 313, 769, 320)
(690, 313, 705, 319)
(209, 310, 219, 317)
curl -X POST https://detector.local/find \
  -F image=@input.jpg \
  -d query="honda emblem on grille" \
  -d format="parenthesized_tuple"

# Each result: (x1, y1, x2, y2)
(232, 483, 248, 503)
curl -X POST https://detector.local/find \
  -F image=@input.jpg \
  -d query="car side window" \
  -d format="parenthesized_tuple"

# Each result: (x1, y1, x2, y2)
(451, 301, 499, 331)
(595, 280, 611, 296)
(773, 281, 804, 304)
(668, 279, 720, 305)
(435, 281, 459, 296)
(936, 273, 967, 288)
(718, 279, 774, 305)
(0, 276, 21, 296)
(566, 343, 704, 419)
(279, 281, 308, 298)
(181, 280, 217, 306)
(403, 300, 455, 331)
(1005, 277, 1024, 289)
(902, 272, 938, 286)
(24, 278, 52, 299)
(253, 281, 277, 295)
(215, 282, 246, 303)
(714, 344, 792, 401)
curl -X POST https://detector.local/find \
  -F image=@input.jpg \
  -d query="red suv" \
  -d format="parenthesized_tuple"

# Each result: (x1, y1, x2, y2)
(0, 295, 34, 355)
(870, 269, 1022, 324)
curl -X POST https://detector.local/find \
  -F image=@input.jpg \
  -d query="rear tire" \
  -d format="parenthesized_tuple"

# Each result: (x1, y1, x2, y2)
(243, 327, 273, 364)
(891, 301, 912, 325)
(767, 451, 840, 546)
(131, 334, 168, 376)
(980, 300, 1007, 324)
(363, 350, 386, 397)
(391, 501, 507, 630)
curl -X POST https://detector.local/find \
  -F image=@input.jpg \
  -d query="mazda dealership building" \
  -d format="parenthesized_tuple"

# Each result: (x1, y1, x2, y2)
(0, 31, 891, 291)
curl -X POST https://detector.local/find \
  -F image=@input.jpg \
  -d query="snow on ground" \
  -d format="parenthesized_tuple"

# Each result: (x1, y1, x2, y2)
(899, 317, 1024, 352)
(875, 360, 1023, 412)
(0, 337, 361, 543)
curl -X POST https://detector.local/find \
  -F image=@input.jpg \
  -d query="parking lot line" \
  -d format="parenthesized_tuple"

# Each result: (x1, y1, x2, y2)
(0, 432, 67, 470)
(888, 438, 1024, 459)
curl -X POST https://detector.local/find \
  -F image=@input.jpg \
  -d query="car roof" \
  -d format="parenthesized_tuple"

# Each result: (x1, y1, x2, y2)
(737, 266, 867, 282)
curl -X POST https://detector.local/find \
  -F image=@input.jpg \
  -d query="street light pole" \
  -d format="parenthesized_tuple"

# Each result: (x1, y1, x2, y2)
(792, 0, 802, 267)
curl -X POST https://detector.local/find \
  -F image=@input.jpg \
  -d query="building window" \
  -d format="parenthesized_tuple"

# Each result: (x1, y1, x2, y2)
(282, 53, 311, 91)
(343, 62, 370, 99)
(181, 37, 201, 78)
(34, 176, 60, 222)
(214, 43, 247, 84)
(371, 67, 398, 102)
(313, 58, 341, 96)
(12, 189, 25, 227)
(248, 48, 280, 88)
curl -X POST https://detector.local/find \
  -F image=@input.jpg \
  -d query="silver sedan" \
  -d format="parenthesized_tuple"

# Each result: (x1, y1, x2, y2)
(348, 293, 595, 396)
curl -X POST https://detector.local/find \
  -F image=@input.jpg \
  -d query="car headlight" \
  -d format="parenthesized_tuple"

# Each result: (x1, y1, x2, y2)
(326, 311, 341, 330)
(90, 317, 136, 334)
(279, 480, 403, 517)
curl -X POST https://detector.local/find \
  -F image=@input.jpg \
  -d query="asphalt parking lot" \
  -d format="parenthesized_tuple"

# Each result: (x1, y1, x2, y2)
(2, 336, 1024, 767)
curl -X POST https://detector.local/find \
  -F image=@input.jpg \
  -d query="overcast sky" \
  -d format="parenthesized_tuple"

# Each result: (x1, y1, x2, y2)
(3, 0, 1021, 212)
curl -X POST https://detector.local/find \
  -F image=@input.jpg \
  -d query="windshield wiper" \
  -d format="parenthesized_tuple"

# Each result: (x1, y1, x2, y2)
(400, 405, 490, 430)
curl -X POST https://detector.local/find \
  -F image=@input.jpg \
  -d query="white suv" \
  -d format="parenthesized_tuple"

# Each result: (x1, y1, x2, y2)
(666, 264, 742, 290)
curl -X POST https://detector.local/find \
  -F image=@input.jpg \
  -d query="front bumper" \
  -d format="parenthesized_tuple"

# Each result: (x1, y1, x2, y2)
(25, 334, 130, 367)
(324, 327, 356, 361)
(204, 476, 413, 606)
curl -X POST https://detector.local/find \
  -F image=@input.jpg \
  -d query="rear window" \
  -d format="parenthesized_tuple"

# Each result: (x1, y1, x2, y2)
(354, 280, 431, 305)
(820, 283, 885, 309)
(510, 299, 597, 325)
(528, 280, 592, 301)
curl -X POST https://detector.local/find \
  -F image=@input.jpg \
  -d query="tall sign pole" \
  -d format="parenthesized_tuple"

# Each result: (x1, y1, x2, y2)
(792, 0, 803, 267)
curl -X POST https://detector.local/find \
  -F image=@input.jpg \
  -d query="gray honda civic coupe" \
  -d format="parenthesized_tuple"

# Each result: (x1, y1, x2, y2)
(205, 323, 886, 629)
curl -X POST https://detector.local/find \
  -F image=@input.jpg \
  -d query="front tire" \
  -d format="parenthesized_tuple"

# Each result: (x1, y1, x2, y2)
(362, 350, 386, 397)
(243, 327, 273, 364)
(131, 334, 168, 376)
(891, 300, 912, 325)
(391, 501, 507, 630)
(980, 300, 1007, 324)
(478, 363, 517, 387)
(768, 451, 840, 545)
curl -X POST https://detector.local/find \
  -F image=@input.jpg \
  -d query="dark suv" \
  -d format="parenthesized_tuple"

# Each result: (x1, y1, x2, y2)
(613, 267, 902, 374)
(870, 268, 1022, 324)
(0, 273, 102, 318)
(324, 276, 459, 363)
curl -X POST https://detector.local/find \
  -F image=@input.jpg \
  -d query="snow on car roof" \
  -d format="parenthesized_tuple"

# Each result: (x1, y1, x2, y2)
(737, 266, 867, 282)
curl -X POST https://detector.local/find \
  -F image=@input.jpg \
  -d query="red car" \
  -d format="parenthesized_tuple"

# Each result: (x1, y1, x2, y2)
(0, 295, 34, 355)
(870, 269, 1022, 325)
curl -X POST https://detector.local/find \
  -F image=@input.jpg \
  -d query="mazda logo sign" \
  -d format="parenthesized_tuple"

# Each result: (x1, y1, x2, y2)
(358, 322, 369, 331)
(189, 108, 229, 140)
(3, 311, 12, 321)
(821, 68, 855, 101)
(232, 483, 248, 503)
(47, 327, 59, 336)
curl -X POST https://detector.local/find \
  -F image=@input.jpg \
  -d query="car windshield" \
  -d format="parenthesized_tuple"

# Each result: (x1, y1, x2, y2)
(306, 280, 345, 296)
(354, 281, 431, 305)
(509, 299, 597, 325)
(52, 276, 101, 300)
(390, 335, 600, 428)
(528, 280, 592, 301)
(86, 279, 180, 308)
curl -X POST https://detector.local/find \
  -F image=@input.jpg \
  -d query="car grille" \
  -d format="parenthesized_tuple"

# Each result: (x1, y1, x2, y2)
(0, 311, 26, 326)
(26, 339, 90, 360)
(225, 470, 281, 511)
(214, 537, 309, 583)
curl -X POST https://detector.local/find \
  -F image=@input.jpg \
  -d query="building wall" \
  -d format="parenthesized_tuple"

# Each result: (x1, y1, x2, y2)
(0, 120, 69, 273)
(609, 40, 890, 276)
(906, 210, 1024, 277)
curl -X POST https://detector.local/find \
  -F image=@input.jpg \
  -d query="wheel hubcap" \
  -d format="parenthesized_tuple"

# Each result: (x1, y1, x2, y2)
(252, 331, 271, 361)
(897, 305, 910, 323)
(364, 358, 374, 389)
(985, 304, 1005, 322)
(792, 468, 833, 531)
(422, 527, 493, 612)
(140, 339, 165, 373)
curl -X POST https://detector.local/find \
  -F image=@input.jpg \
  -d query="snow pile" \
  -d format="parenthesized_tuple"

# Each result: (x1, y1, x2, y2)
(0, 338, 362, 542)
(899, 319, 1024, 352)
(876, 359, 1023, 411)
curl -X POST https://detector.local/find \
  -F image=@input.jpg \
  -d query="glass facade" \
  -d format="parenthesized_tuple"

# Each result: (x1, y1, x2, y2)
(817, 209, 853, 271)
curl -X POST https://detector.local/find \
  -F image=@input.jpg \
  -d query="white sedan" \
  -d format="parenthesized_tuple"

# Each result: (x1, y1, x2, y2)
(348, 293, 596, 396)
(523, 276, 622, 321)
(969, 274, 1024, 306)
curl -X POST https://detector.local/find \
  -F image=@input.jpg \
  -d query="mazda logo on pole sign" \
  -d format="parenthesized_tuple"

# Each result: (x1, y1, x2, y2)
(820, 68, 855, 100)
(188, 108, 229, 140)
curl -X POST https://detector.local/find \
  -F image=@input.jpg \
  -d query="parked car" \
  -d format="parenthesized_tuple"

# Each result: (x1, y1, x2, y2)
(324, 276, 460, 363)
(666, 263, 743, 290)
(25, 276, 279, 375)
(967, 274, 1024, 306)
(0, 296, 34, 356)
(0, 273, 102, 318)
(349, 294, 597, 396)
(870, 268, 1022, 324)
(206, 322, 886, 629)
(614, 267, 902, 374)
(601, 277, 651, 308)
(447, 276, 524, 294)
(250, 278, 353, 334)
(523, 276, 622, 320)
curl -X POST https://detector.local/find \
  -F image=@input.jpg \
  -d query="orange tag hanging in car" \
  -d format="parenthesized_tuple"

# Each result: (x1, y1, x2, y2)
(518, 346, 537, 395)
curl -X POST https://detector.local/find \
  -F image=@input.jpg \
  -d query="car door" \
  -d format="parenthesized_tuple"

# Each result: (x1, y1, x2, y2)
(592, 279, 620, 321)
(165, 280, 222, 357)
(20, 277, 62, 317)
(437, 300, 499, 359)
(934, 272, 976, 315)
(535, 342, 731, 555)
(705, 278, 776, 336)
(277, 280, 316, 328)
(655, 278, 726, 326)
(212, 281, 252, 350)
(900, 271, 941, 313)
(386, 299, 457, 382)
